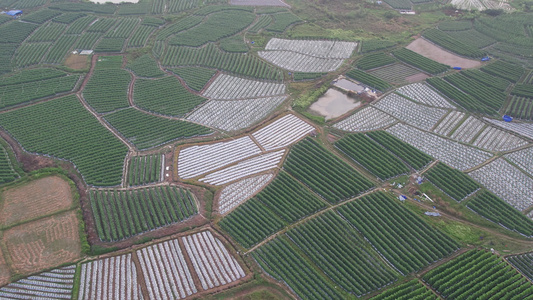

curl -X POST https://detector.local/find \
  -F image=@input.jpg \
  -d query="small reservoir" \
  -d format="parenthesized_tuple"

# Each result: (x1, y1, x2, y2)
(309, 88, 361, 120)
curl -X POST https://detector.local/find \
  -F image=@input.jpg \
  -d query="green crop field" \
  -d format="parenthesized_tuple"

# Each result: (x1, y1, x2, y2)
(284, 137, 375, 203)
(425, 163, 480, 201)
(103, 108, 212, 150)
(337, 192, 459, 275)
(0, 143, 19, 185)
(287, 211, 397, 296)
(424, 250, 533, 299)
(466, 190, 533, 237)
(0, 95, 128, 186)
(366, 131, 432, 170)
(170, 67, 217, 91)
(90, 186, 197, 241)
(355, 52, 397, 70)
(126, 54, 165, 78)
(127, 154, 162, 186)
(133, 76, 206, 116)
(346, 69, 391, 91)
(335, 133, 409, 180)
(83, 69, 131, 113)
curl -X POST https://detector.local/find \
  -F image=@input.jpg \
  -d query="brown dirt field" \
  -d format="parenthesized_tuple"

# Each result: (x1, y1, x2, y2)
(0, 176, 73, 227)
(64, 54, 88, 70)
(3, 210, 81, 274)
(406, 38, 482, 69)
(406, 72, 430, 83)
(0, 249, 10, 286)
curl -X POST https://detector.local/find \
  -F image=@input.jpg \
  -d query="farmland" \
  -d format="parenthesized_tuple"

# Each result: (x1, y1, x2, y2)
(423, 250, 533, 299)
(90, 186, 197, 241)
(425, 163, 479, 201)
(337, 192, 459, 275)
(284, 137, 374, 203)
(3, 1, 533, 299)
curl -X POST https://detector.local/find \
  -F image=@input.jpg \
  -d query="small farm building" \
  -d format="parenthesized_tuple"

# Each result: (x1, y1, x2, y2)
(6, 10, 22, 17)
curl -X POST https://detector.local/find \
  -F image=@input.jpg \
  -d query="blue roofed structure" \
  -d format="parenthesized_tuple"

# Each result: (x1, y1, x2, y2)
(6, 10, 22, 17)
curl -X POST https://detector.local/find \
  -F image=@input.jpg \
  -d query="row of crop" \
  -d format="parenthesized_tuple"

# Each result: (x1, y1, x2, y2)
(425, 162, 479, 201)
(287, 211, 397, 296)
(252, 237, 344, 299)
(426, 77, 496, 115)
(0, 74, 80, 110)
(171, 67, 217, 91)
(366, 130, 432, 170)
(126, 54, 165, 78)
(284, 137, 375, 204)
(461, 69, 510, 92)
(445, 29, 496, 49)
(248, 15, 272, 34)
(264, 12, 302, 33)
(127, 25, 156, 48)
(444, 73, 506, 111)
(505, 96, 533, 121)
(169, 10, 255, 47)
(0, 68, 65, 86)
(371, 280, 437, 300)
(423, 250, 533, 299)
(133, 76, 207, 117)
(13, 43, 52, 68)
(345, 69, 390, 91)
(335, 133, 409, 180)
(508, 253, 533, 282)
(0, 95, 128, 186)
(466, 190, 533, 237)
(27, 22, 66, 42)
(219, 171, 325, 249)
(90, 186, 197, 242)
(94, 37, 126, 53)
(337, 192, 460, 275)
(360, 39, 396, 53)
(0, 143, 19, 184)
(127, 154, 162, 187)
(355, 52, 396, 70)
(392, 48, 448, 75)
(103, 108, 212, 150)
(105, 18, 139, 39)
(423, 28, 485, 58)
(161, 44, 282, 81)
(43, 35, 78, 64)
(481, 60, 525, 83)
(83, 69, 131, 113)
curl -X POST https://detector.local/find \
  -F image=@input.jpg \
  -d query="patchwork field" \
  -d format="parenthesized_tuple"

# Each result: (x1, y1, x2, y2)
(0, 176, 73, 227)
(3, 210, 81, 274)
(406, 38, 482, 68)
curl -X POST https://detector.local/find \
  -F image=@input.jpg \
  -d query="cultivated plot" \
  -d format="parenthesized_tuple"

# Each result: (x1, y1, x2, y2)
(259, 38, 357, 72)
(252, 114, 315, 151)
(182, 231, 246, 290)
(373, 93, 447, 131)
(0, 265, 75, 300)
(202, 74, 286, 100)
(396, 83, 455, 108)
(3, 211, 81, 275)
(217, 173, 274, 215)
(186, 96, 287, 132)
(433, 111, 466, 136)
(137, 239, 196, 299)
(386, 123, 492, 170)
(0, 176, 72, 227)
(469, 158, 533, 211)
(199, 150, 285, 186)
(178, 136, 262, 179)
(506, 147, 533, 177)
(79, 254, 141, 300)
(450, 116, 485, 143)
(484, 118, 533, 140)
(333, 106, 396, 132)
(367, 63, 426, 85)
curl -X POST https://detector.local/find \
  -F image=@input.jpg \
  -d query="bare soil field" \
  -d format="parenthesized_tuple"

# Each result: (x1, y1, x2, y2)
(64, 54, 88, 70)
(406, 38, 482, 69)
(406, 72, 430, 83)
(3, 210, 81, 274)
(0, 176, 73, 227)
(0, 250, 10, 286)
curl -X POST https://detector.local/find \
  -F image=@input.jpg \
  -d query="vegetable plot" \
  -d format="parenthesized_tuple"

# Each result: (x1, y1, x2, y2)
(284, 137, 374, 203)
(90, 186, 198, 242)
(425, 162, 480, 201)
(127, 154, 163, 186)
(337, 192, 460, 275)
